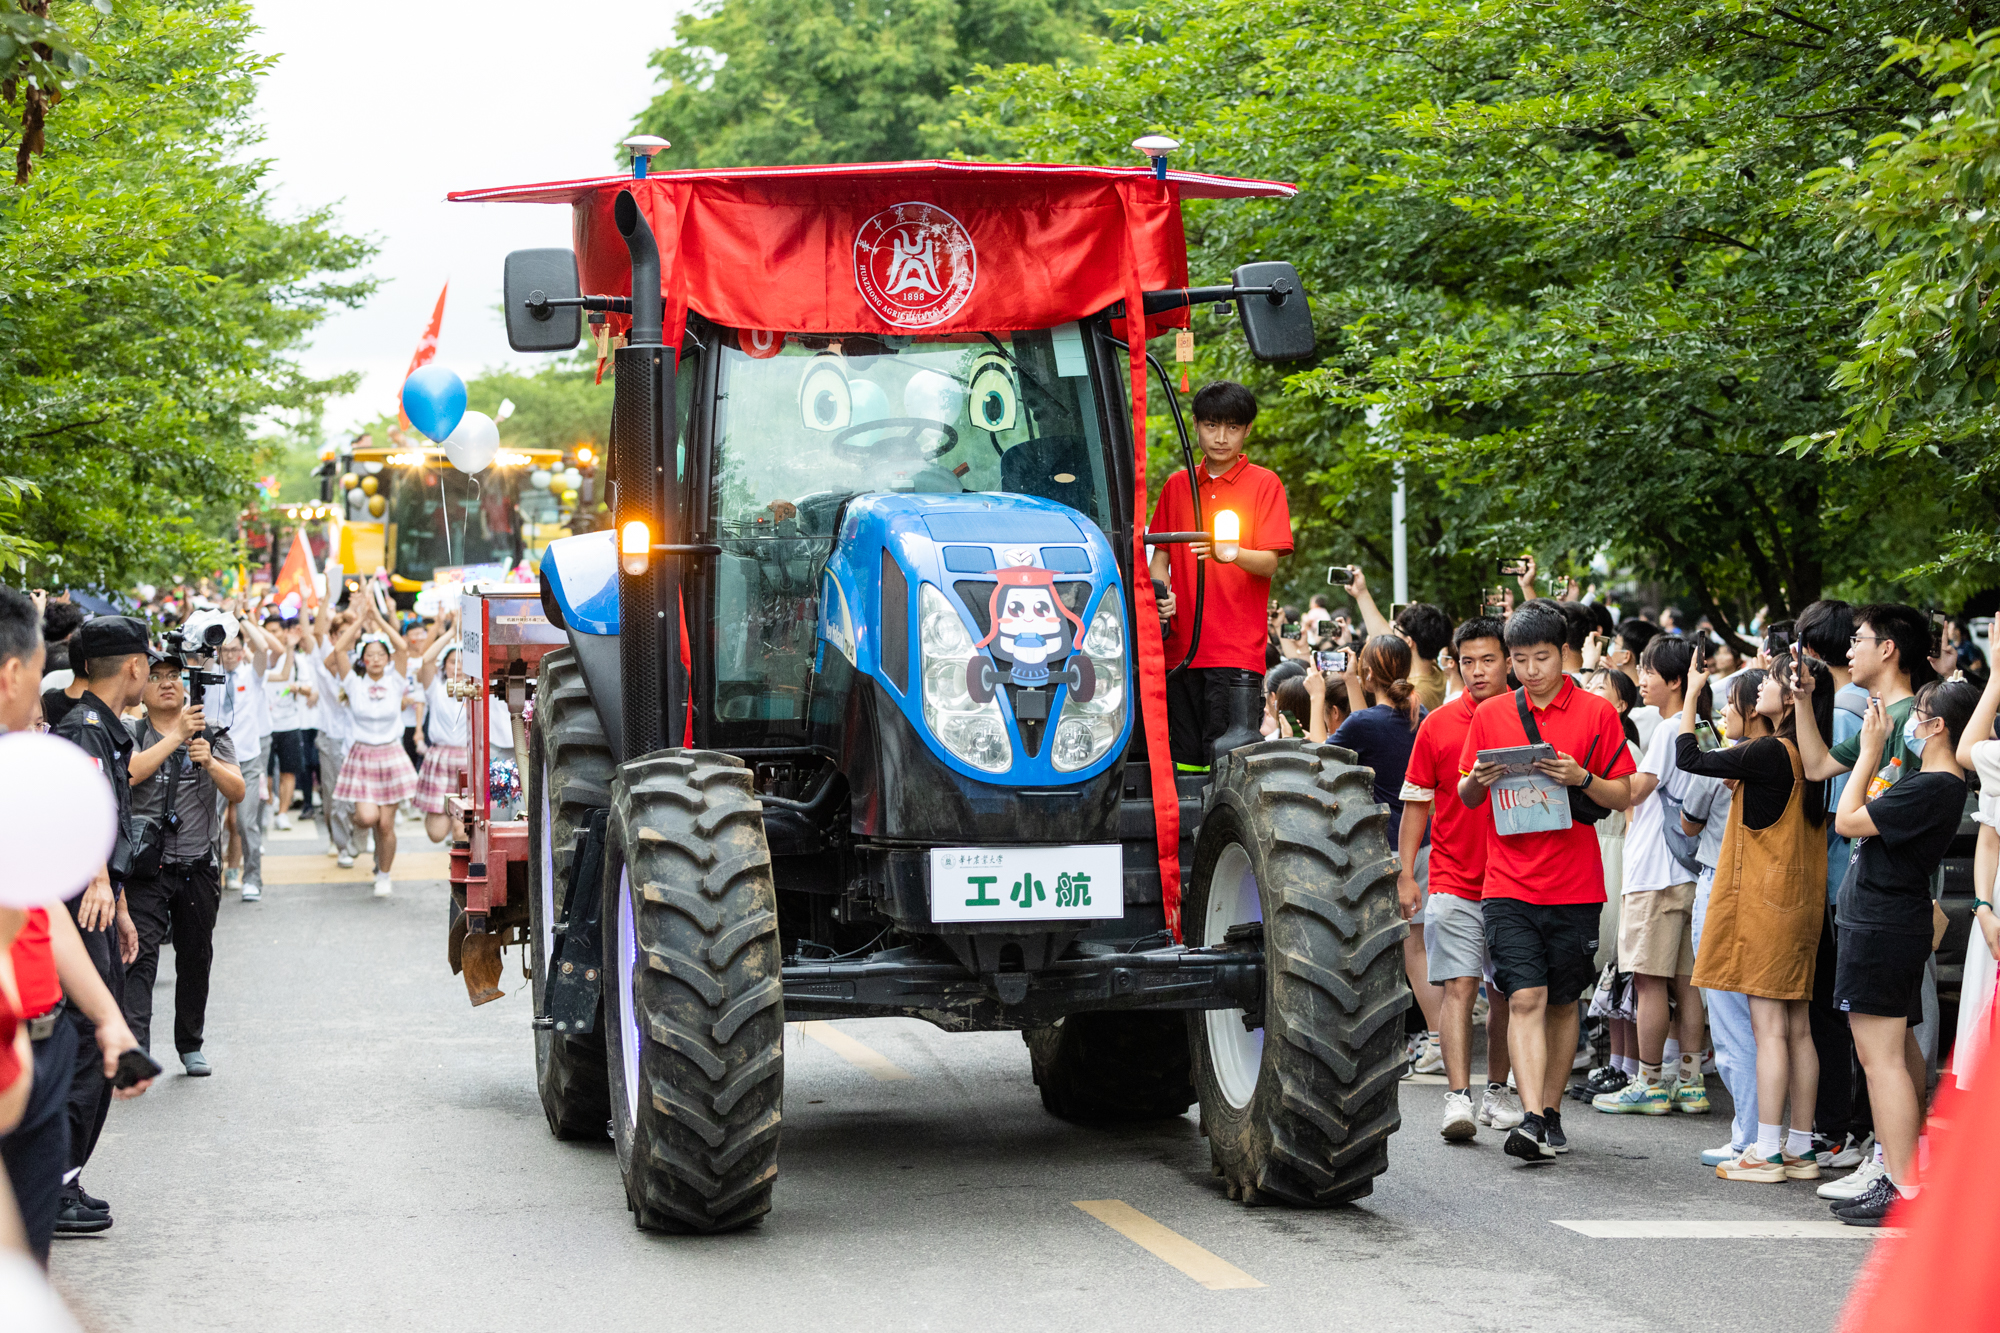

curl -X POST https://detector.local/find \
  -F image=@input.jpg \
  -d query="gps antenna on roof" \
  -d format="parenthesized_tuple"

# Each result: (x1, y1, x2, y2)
(1132, 135, 1180, 180)
(623, 135, 670, 179)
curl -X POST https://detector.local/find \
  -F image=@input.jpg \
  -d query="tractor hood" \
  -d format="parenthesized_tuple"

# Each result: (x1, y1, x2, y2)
(819, 492, 1130, 786)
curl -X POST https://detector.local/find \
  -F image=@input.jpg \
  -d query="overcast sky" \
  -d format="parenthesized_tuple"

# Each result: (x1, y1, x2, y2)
(249, 1, 683, 437)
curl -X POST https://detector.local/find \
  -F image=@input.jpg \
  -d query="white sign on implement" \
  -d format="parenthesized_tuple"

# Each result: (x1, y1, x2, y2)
(929, 844, 1123, 924)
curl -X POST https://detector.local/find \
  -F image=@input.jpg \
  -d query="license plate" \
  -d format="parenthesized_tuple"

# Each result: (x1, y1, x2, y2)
(928, 845, 1122, 924)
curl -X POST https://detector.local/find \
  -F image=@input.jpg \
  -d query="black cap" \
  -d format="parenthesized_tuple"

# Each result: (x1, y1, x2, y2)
(74, 615, 161, 666)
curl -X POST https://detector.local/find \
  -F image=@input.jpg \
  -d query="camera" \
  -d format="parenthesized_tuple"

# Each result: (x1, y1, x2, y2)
(163, 607, 236, 732)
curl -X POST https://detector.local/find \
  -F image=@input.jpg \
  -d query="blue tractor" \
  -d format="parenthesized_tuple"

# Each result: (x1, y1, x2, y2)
(474, 156, 1408, 1232)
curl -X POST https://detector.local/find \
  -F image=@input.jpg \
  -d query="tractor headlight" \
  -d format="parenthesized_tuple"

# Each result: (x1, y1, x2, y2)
(1051, 595, 1127, 773)
(919, 583, 1012, 774)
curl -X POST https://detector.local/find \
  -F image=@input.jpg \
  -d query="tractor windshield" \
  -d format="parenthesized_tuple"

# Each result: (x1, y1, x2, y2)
(705, 326, 1113, 744)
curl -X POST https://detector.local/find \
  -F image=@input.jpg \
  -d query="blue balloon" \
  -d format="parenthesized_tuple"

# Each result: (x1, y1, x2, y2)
(402, 365, 467, 444)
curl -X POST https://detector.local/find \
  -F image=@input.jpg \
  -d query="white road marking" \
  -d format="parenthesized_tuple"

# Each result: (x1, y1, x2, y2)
(1554, 1220, 1904, 1239)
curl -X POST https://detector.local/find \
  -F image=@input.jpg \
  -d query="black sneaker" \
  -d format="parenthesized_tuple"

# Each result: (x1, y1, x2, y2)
(1544, 1112, 1569, 1154)
(54, 1188, 112, 1235)
(1583, 1066, 1629, 1095)
(1505, 1123, 1557, 1164)
(1832, 1174, 1900, 1227)
(72, 1177, 109, 1213)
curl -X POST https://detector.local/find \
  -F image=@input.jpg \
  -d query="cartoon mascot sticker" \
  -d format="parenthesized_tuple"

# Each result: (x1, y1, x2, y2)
(966, 548, 1096, 704)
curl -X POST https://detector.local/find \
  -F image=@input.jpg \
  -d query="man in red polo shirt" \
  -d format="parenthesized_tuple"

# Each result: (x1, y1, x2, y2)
(1147, 382, 1293, 771)
(1458, 599, 1636, 1164)
(1400, 613, 1518, 1141)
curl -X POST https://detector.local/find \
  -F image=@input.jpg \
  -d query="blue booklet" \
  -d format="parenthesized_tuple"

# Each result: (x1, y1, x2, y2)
(1479, 743, 1573, 836)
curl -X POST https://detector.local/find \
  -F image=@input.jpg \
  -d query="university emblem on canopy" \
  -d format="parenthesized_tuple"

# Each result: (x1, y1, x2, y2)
(853, 202, 977, 328)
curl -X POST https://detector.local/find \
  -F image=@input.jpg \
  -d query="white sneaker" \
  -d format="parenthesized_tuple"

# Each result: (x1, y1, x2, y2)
(1409, 1034, 1444, 1076)
(1478, 1083, 1525, 1129)
(325, 844, 342, 859)
(1817, 1157, 1886, 1201)
(276, 813, 293, 831)
(373, 873, 393, 898)
(1829, 1133, 1873, 1170)
(1572, 1042, 1594, 1071)
(240, 881, 261, 902)
(337, 853, 355, 869)
(1441, 1090, 1478, 1141)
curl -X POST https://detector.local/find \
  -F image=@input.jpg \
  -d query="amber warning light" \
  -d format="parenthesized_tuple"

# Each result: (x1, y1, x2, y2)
(621, 521, 650, 576)
(1212, 510, 1241, 563)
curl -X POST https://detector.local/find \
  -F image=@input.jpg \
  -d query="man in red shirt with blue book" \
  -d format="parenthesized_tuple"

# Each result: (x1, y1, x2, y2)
(1459, 599, 1636, 1163)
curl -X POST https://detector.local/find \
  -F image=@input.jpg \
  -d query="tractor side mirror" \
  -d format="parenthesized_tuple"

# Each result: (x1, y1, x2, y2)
(1232, 260, 1315, 362)
(504, 248, 582, 353)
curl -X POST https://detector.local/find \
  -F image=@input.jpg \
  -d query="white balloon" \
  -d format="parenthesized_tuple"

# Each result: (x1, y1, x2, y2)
(561, 468, 582, 490)
(347, 487, 367, 506)
(444, 411, 500, 475)
(530, 469, 552, 490)
(0, 733, 116, 906)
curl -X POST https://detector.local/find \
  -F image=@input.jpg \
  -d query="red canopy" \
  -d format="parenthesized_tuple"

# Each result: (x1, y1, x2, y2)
(447, 160, 1294, 340)
(449, 159, 1299, 937)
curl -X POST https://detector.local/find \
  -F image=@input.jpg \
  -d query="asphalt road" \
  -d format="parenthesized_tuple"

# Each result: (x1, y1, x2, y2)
(50, 822, 1880, 1332)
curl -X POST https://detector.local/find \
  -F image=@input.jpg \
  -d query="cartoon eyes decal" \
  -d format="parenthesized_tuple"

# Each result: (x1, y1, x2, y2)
(969, 354, 1017, 433)
(799, 356, 851, 432)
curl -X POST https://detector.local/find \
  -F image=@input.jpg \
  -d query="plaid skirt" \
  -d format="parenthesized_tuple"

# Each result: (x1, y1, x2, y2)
(332, 740, 419, 806)
(415, 744, 469, 814)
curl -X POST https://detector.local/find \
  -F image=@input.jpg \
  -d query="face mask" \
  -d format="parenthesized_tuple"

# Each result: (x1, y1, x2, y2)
(1903, 717, 1929, 758)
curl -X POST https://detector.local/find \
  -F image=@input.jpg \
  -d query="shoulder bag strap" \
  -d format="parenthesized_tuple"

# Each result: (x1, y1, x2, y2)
(1514, 688, 1542, 745)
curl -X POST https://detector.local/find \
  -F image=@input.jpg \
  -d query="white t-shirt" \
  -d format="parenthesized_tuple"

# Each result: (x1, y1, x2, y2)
(311, 655, 351, 743)
(344, 666, 408, 747)
(266, 654, 307, 732)
(1630, 703, 1663, 751)
(1623, 719, 1694, 893)
(227, 661, 268, 761)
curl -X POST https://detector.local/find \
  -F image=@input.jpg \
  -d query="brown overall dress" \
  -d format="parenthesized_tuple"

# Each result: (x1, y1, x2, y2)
(1689, 738, 1827, 1001)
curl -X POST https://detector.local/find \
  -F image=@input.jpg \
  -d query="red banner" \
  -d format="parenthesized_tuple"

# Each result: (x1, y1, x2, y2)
(396, 282, 449, 429)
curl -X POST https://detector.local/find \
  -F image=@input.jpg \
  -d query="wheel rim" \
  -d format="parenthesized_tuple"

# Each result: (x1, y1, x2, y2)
(537, 759, 555, 969)
(617, 866, 641, 1128)
(1203, 841, 1264, 1111)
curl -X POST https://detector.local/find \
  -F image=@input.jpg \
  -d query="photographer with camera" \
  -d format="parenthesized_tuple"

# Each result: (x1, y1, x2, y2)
(122, 654, 243, 1076)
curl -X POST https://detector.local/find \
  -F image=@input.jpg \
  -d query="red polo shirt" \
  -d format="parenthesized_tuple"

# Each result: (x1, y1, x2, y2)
(9, 907, 60, 1018)
(1149, 454, 1293, 671)
(1402, 691, 1489, 901)
(1456, 677, 1636, 906)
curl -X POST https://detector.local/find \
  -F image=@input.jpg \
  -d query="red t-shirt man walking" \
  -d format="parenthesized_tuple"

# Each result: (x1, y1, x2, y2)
(1147, 382, 1293, 771)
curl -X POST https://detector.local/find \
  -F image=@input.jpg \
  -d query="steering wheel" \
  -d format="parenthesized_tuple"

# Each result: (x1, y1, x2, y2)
(830, 418, 959, 461)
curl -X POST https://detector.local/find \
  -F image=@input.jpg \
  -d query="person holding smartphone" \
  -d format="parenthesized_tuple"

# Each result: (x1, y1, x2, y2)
(1678, 650, 1831, 1184)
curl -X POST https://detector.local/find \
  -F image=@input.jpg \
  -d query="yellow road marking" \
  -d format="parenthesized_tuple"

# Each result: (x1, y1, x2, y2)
(1073, 1200, 1265, 1289)
(258, 852, 451, 885)
(801, 1021, 913, 1081)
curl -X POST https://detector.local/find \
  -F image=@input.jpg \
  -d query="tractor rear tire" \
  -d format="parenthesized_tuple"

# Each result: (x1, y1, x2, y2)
(1184, 741, 1409, 1206)
(526, 648, 613, 1140)
(1025, 1013, 1194, 1122)
(602, 751, 785, 1233)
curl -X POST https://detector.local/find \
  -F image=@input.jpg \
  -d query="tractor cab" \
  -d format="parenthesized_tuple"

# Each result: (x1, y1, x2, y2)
(447, 156, 1407, 1235)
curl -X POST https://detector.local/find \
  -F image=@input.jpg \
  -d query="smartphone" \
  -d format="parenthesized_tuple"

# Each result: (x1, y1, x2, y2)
(1694, 718, 1723, 753)
(113, 1046, 164, 1090)
(1326, 565, 1356, 586)
(1498, 559, 1529, 576)
(1316, 649, 1349, 674)
(1391, 603, 1408, 621)
(1281, 622, 1302, 640)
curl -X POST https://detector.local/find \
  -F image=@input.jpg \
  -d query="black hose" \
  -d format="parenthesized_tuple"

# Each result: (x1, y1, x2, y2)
(1109, 336, 1207, 675)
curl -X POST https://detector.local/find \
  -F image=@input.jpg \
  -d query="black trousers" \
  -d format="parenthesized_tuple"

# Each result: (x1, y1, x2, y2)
(2, 1017, 77, 1266)
(1166, 666, 1262, 771)
(62, 901, 122, 1176)
(1810, 902, 1872, 1140)
(124, 859, 222, 1056)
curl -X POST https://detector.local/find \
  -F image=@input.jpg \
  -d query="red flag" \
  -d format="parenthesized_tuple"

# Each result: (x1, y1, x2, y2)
(273, 527, 320, 609)
(396, 282, 449, 428)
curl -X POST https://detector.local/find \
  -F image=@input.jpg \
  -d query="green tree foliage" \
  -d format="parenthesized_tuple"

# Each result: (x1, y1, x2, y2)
(1807, 27, 2000, 572)
(465, 351, 616, 456)
(959, 0, 1984, 622)
(631, 0, 1109, 167)
(0, 0, 372, 592)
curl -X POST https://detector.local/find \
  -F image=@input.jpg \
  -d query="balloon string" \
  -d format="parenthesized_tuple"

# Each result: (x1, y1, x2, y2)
(437, 455, 453, 570)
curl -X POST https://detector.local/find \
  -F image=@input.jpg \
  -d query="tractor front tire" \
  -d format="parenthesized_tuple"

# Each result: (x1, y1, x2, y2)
(527, 648, 613, 1140)
(602, 752, 785, 1233)
(1185, 741, 1409, 1206)
(1025, 1013, 1194, 1122)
